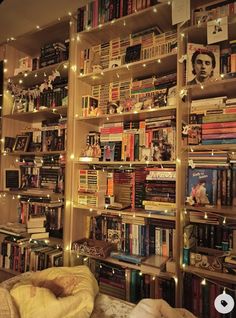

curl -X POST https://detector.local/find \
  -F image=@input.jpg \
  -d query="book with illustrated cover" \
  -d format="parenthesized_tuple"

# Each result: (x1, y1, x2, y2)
(186, 43, 220, 85)
(188, 168, 217, 206)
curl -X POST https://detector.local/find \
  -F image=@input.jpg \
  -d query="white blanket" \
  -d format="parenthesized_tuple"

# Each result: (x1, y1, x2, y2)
(128, 299, 197, 318)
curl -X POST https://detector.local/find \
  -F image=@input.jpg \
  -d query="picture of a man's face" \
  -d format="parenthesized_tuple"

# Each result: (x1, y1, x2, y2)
(193, 53, 213, 82)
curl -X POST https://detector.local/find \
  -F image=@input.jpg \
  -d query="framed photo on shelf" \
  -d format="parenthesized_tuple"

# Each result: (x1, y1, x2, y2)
(12, 97, 27, 114)
(13, 135, 30, 152)
(4, 168, 20, 190)
(186, 43, 220, 85)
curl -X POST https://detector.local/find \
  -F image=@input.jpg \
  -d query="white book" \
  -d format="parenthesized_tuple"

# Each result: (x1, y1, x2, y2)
(30, 232, 49, 239)
(27, 227, 46, 234)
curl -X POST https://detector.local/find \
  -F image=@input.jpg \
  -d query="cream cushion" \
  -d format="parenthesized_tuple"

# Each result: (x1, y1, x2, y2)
(0, 286, 19, 318)
(10, 266, 99, 318)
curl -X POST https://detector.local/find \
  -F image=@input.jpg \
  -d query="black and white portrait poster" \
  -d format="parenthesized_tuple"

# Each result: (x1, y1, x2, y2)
(186, 43, 220, 85)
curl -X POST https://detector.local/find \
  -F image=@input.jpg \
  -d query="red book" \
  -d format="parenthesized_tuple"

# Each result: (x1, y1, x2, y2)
(202, 132, 236, 139)
(202, 127, 236, 134)
(202, 122, 236, 129)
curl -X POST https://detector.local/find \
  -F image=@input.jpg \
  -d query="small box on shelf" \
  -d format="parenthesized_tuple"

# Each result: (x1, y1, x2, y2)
(72, 238, 116, 259)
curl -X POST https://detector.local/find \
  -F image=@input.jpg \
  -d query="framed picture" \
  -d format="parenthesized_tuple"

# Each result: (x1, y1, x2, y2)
(125, 44, 141, 64)
(12, 98, 27, 114)
(13, 135, 30, 152)
(4, 169, 20, 190)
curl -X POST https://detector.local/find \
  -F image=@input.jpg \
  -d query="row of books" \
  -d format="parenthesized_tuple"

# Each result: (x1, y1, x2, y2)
(39, 42, 68, 69)
(79, 30, 176, 75)
(77, 0, 159, 32)
(19, 164, 64, 192)
(184, 273, 236, 318)
(88, 214, 176, 258)
(77, 166, 176, 210)
(82, 117, 176, 163)
(20, 200, 63, 232)
(86, 258, 175, 304)
(184, 223, 235, 252)
(187, 167, 236, 207)
(0, 236, 63, 273)
(14, 42, 69, 76)
(89, 73, 176, 116)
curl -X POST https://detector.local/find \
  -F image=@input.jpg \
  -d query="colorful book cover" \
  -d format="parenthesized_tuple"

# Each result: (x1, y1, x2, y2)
(187, 168, 217, 206)
(102, 142, 116, 161)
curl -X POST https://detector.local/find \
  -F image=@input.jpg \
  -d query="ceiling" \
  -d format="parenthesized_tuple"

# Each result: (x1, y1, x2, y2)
(0, 0, 89, 45)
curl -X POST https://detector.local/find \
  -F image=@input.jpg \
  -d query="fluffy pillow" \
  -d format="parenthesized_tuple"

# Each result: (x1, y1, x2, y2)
(10, 266, 99, 318)
(0, 286, 20, 318)
(37, 275, 80, 297)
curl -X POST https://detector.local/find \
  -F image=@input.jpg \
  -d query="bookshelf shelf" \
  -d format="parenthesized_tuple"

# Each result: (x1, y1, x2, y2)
(0, 267, 21, 277)
(76, 3, 173, 48)
(73, 204, 176, 221)
(71, 249, 174, 277)
(76, 159, 176, 166)
(76, 106, 176, 125)
(188, 144, 236, 151)
(77, 52, 177, 86)
(184, 14, 236, 44)
(8, 19, 70, 56)
(9, 61, 69, 87)
(3, 105, 67, 122)
(4, 190, 63, 200)
(186, 205, 236, 218)
(6, 150, 66, 156)
(186, 77, 236, 99)
(183, 265, 236, 285)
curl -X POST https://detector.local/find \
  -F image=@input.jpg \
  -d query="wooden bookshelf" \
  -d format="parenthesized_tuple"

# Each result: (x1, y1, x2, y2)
(186, 77, 236, 100)
(184, 14, 236, 45)
(77, 52, 177, 86)
(65, 0, 182, 306)
(9, 61, 69, 87)
(0, 13, 68, 279)
(75, 3, 173, 48)
(3, 105, 67, 122)
(186, 205, 236, 218)
(5, 150, 66, 156)
(76, 105, 176, 125)
(73, 204, 176, 221)
(184, 265, 236, 285)
(76, 159, 176, 166)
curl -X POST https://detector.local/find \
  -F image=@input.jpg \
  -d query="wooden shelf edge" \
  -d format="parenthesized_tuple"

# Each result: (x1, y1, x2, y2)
(186, 205, 236, 218)
(0, 267, 21, 276)
(73, 204, 176, 220)
(76, 105, 176, 123)
(71, 251, 174, 277)
(76, 160, 176, 166)
(3, 105, 68, 120)
(5, 150, 66, 156)
(77, 52, 177, 80)
(183, 265, 236, 284)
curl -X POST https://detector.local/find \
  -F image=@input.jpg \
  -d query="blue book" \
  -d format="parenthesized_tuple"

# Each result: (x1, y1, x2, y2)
(110, 251, 146, 264)
(188, 168, 217, 206)
(202, 138, 236, 144)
